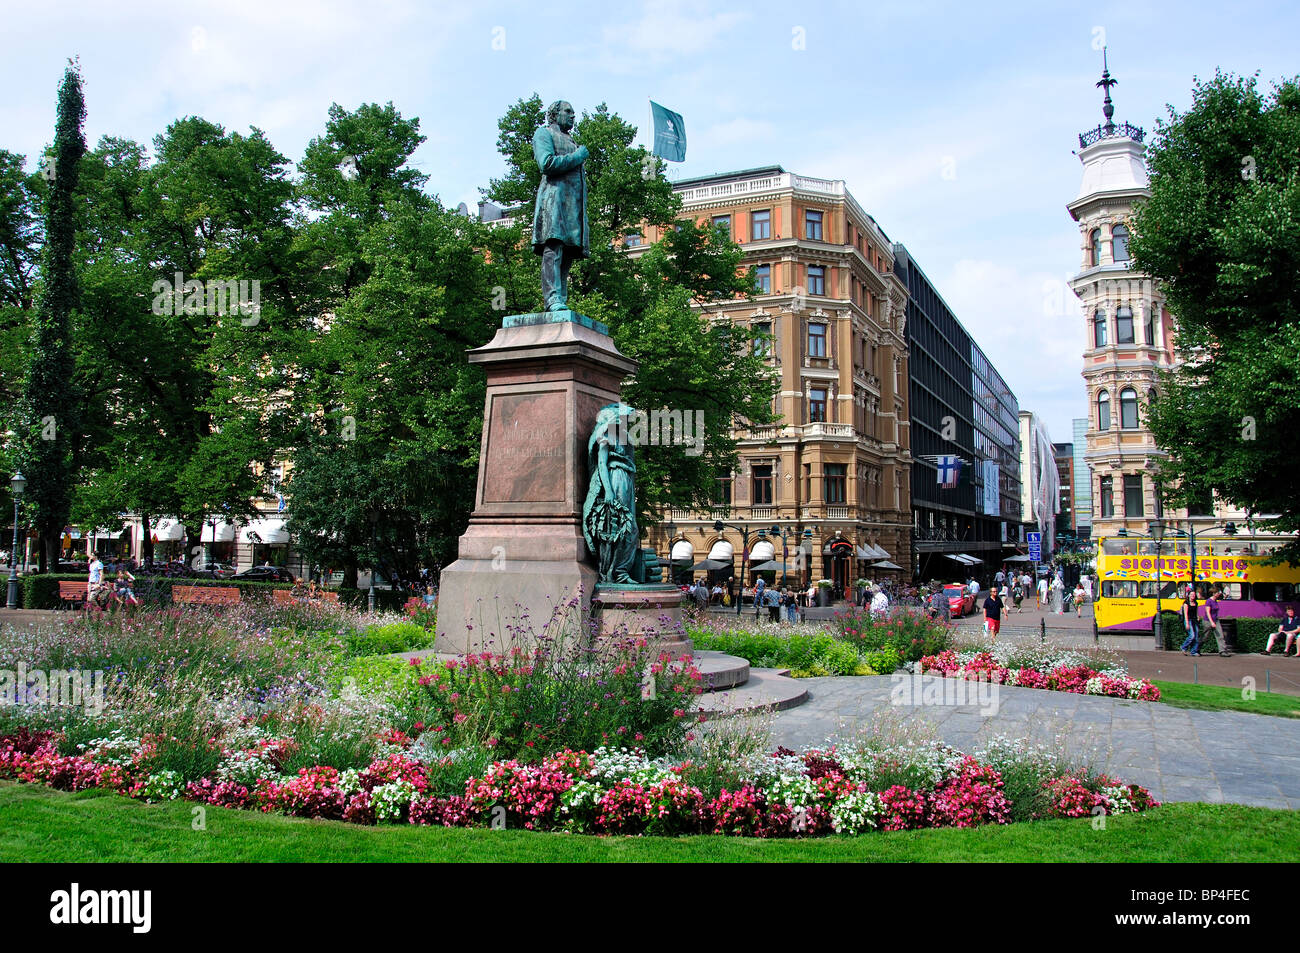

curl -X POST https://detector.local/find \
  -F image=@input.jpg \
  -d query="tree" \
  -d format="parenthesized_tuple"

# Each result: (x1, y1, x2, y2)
(1130, 71, 1300, 557)
(15, 64, 86, 571)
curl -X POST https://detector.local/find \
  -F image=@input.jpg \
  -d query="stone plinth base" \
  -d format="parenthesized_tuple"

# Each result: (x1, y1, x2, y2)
(590, 584, 691, 656)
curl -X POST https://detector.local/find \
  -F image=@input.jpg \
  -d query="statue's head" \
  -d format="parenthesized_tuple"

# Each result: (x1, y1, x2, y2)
(592, 402, 638, 449)
(547, 100, 576, 132)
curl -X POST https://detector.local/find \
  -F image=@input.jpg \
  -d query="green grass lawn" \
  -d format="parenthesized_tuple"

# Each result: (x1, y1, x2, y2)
(2, 781, 1296, 862)
(1153, 680, 1300, 719)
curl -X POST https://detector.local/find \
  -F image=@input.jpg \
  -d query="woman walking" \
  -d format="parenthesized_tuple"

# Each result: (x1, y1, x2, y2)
(1179, 589, 1202, 656)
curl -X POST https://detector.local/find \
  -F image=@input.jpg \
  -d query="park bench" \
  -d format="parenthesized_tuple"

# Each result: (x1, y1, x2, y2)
(57, 581, 89, 608)
(271, 588, 339, 606)
(172, 585, 241, 607)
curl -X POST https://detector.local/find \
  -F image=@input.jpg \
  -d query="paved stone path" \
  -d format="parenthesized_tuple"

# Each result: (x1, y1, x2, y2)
(761, 675, 1300, 810)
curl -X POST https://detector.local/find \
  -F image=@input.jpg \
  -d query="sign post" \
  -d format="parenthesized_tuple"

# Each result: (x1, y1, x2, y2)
(1027, 532, 1042, 602)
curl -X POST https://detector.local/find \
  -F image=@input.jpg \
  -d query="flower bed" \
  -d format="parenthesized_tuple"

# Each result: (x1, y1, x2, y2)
(919, 647, 1161, 701)
(0, 729, 1157, 837)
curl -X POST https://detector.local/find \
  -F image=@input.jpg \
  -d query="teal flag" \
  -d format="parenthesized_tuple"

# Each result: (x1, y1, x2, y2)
(650, 101, 687, 162)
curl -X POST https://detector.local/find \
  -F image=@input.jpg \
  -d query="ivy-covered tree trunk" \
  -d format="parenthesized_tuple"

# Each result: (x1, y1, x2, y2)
(17, 65, 86, 574)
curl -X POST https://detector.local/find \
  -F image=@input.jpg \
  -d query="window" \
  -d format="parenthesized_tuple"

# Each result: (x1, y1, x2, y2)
(1093, 310, 1107, 347)
(1144, 305, 1156, 346)
(753, 264, 770, 294)
(1123, 474, 1144, 516)
(751, 210, 771, 240)
(1252, 582, 1295, 602)
(1116, 306, 1134, 344)
(711, 215, 730, 233)
(752, 465, 773, 505)
(752, 321, 771, 357)
(1099, 476, 1114, 517)
(1102, 580, 1138, 599)
(1119, 387, 1138, 429)
(809, 387, 827, 423)
(1090, 228, 1102, 267)
(713, 476, 732, 505)
(1097, 390, 1111, 430)
(807, 322, 827, 358)
(805, 209, 823, 241)
(1112, 224, 1130, 262)
(624, 233, 642, 247)
(824, 463, 846, 504)
(807, 265, 825, 296)
(804, 463, 812, 501)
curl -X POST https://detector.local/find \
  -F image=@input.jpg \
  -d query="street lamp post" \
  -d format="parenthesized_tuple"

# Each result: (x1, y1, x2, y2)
(1148, 518, 1164, 650)
(714, 519, 759, 617)
(368, 510, 378, 614)
(7, 472, 25, 610)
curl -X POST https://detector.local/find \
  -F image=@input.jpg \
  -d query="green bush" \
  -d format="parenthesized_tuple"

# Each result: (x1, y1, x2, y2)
(1235, 618, 1277, 654)
(690, 627, 867, 677)
(19, 574, 296, 609)
(346, 621, 435, 657)
(863, 646, 903, 674)
(834, 607, 951, 662)
(334, 588, 408, 612)
(1158, 611, 1221, 652)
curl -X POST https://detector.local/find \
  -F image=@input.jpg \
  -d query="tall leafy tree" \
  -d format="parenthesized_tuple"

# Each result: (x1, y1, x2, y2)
(1130, 72, 1300, 557)
(15, 64, 86, 571)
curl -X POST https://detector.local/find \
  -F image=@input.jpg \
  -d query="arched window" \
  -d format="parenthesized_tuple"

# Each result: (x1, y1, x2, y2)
(1089, 228, 1102, 267)
(1120, 387, 1138, 429)
(1093, 310, 1108, 348)
(1097, 390, 1111, 430)
(1116, 306, 1135, 344)
(1112, 224, 1130, 263)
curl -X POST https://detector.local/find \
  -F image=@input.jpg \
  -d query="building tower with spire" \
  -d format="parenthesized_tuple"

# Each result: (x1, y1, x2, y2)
(1066, 51, 1174, 537)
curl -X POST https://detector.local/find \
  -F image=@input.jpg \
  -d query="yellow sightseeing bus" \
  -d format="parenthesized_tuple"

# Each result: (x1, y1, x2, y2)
(1093, 534, 1300, 636)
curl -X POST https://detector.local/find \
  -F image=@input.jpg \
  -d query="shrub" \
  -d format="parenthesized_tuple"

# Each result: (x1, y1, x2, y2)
(346, 621, 435, 657)
(833, 607, 951, 662)
(1235, 618, 1276, 654)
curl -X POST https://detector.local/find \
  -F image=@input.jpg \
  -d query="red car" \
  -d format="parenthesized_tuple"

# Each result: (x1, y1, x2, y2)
(944, 584, 976, 617)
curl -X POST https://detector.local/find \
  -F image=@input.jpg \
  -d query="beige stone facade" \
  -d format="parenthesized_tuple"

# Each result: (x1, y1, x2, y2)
(638, 167, 912, 588)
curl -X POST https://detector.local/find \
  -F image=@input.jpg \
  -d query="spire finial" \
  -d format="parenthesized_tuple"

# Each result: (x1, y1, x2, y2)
(1097, 46, 1118, 130)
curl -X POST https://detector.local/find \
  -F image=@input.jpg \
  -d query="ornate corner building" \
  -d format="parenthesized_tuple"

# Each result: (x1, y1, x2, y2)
(637, 167, 913, 588)
(1067, 56, 1259, 540)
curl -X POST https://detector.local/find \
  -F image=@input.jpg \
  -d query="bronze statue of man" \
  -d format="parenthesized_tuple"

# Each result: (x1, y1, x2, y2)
(532, 101, 589, 311)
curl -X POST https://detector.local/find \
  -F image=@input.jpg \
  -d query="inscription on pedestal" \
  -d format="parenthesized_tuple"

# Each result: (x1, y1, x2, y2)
(482, 391, 566, 504)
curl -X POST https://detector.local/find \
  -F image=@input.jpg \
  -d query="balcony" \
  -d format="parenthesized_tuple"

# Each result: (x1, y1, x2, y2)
(826, 505, 850, 521)
(750, 507, 775, 521)
(804, 422, 855, 440)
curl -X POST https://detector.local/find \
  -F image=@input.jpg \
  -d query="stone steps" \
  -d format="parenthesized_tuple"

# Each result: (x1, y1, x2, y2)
(690, 650, 809, 719)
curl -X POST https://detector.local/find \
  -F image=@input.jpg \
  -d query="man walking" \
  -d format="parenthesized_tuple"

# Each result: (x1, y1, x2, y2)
(983, 586, 1003, 641)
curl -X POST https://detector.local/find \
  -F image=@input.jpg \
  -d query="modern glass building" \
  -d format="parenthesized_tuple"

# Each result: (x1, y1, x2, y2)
(894, 243, 1025, 581)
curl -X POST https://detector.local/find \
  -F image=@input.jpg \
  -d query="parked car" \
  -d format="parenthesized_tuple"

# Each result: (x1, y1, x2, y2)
(198, 562, 236, 578)
(943, 583, 976, 617)
(234, 566, 296, 583)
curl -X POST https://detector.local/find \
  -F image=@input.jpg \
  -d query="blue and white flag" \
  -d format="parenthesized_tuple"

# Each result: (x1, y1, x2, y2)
(937, 455, 961, 489)
(650, 101, 687, 162)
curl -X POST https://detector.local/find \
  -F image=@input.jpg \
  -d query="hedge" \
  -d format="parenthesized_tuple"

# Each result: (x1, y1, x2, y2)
(21, 574, 294, 610)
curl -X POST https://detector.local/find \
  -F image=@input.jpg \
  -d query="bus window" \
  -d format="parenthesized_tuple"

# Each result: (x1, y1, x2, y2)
(1103, 581, 1138, 599)
(1139, 581, 1180, 599)
(1216, 583, 1244, 600)
(1251, 582, 1295, 602)
(1102, 539, 1132, 556)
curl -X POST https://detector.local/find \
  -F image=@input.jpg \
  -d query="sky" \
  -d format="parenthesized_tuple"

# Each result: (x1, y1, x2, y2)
(4, 0, 1298, 442)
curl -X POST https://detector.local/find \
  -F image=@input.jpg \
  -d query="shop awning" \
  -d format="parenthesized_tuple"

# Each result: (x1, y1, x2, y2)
(858, 543, 890, 560)
(202, 521, 238, 543)
(947, 553, 980, 566)
(240, 519, 289, 544)
(872, 560, 904, 571)
(706, 540, 734, 561)
(750, 540, 775, 562)
(151, 519, 186, 542)
(670, 540, 694, 562)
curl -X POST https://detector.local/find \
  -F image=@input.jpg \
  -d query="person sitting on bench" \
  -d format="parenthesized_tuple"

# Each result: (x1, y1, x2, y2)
(1264, 606, 1300, 656)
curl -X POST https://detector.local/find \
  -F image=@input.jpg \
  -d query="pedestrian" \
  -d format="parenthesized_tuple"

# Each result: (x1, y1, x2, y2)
(783, 588, 797, 623)
(983, 586, 1003, 641)
(87, 552, 104, 601)
(1179, 589, 1201, 656)
(753, 576, 766, 618)
(1051, 575, 1065, 614)
(1073, 581, 1087, 618)
(692, 580, 709, 610)
(1036, 574, 1048, 610)
(766, 586, 780, 623)
(114, 567, 139, 607)
(1011, 581, 1024, 613)
(1202, 588, 1224, 652)
(870, 585, 889, 617)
